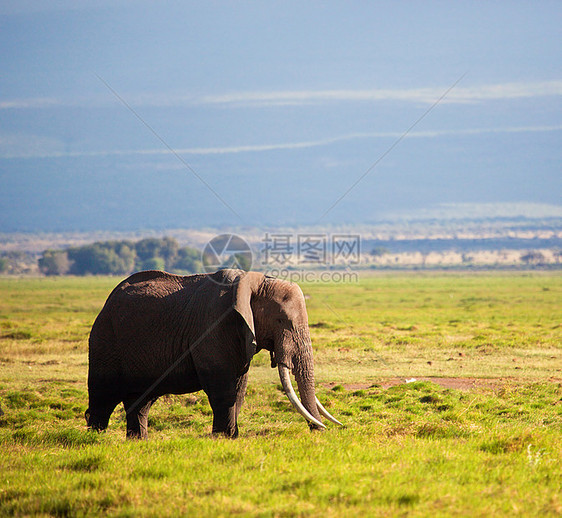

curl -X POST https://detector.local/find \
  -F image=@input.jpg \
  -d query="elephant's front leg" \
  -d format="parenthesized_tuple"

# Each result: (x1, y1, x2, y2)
(206, 373, 248, 438)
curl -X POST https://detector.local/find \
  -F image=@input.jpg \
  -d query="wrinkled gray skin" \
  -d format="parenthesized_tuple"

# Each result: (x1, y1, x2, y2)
(86, 269, 324, 439)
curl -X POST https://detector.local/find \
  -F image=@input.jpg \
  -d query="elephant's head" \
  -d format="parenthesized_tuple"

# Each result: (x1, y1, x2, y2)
(232, 271, 341, 429)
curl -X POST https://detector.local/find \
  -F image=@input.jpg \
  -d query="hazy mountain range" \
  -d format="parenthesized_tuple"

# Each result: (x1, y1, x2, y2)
(0, 2, 560, 232)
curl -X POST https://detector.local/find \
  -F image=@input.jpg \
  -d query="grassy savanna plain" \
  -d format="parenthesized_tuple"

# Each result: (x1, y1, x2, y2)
(0, 272, 560, 516)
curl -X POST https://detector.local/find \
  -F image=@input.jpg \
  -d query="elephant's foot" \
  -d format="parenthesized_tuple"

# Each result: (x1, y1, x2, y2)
(126, 427, 148, 440)
(211, 424, 239, 439)
(210, 403, 239, 438)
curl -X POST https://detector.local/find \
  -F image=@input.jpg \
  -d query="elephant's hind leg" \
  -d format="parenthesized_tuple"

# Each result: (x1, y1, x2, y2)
(234, 372, 249, 423)
(123, 395, 157, 440)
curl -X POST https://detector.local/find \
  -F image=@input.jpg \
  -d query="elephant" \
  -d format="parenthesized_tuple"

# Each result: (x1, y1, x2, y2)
(86, 268, 341, 439)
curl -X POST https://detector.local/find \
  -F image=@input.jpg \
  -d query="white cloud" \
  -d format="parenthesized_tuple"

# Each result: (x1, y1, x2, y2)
(0, 98, 62, 109)
(0, 133, 66, 158)
(2, 124, 560, 159)
(0, 0, 131, 16)
(0, 140, 324, 159)
(195, 80, 562, 107)
(2, 80, 562, 111)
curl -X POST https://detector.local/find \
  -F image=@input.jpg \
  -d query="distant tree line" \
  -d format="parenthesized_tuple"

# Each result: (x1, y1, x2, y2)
(38, 237, 202, 276)
(0, 251, 37, 275)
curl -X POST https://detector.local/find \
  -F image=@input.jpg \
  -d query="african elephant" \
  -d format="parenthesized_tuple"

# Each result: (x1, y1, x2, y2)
(86, 269, 341, 439)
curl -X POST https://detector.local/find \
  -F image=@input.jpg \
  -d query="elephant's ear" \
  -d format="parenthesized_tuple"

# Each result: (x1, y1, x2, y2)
(232, 271, 261, 362)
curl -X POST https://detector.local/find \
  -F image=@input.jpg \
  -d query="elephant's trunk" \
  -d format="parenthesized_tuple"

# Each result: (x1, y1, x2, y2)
(277, 326, 342, 429)
(278, 365, 325, 429)
(294, 352, 325, 427)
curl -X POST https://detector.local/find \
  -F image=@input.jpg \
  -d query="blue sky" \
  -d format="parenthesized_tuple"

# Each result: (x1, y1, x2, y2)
(0, 1, 561, 231)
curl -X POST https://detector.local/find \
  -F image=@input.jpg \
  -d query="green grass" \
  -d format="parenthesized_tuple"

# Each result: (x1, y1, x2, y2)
(0, 272, 561, 516)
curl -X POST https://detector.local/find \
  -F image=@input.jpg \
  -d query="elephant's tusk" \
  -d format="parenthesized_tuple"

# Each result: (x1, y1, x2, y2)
(278, 365, 326, 429)
(315, 397, 344, 426)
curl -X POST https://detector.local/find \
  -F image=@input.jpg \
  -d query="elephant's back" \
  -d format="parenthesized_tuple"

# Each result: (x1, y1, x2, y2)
(112, 270, 188, 294)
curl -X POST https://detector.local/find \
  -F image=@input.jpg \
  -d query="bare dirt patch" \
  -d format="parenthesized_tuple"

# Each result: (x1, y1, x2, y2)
(325, 376, 562, 392)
